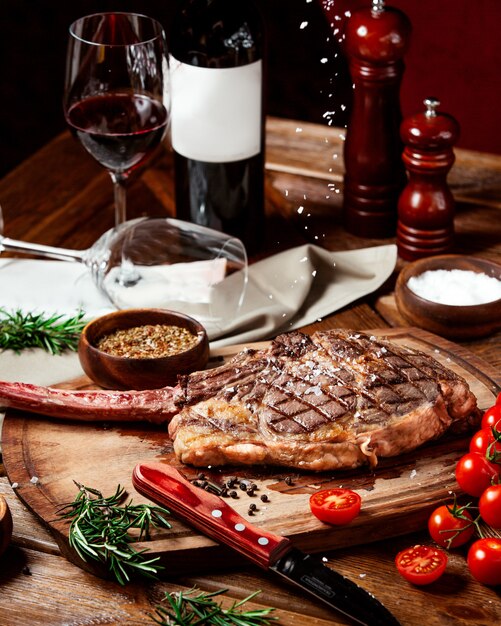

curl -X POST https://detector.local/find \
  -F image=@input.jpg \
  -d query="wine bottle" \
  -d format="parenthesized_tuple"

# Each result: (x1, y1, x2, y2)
(169, 0, 265, 254)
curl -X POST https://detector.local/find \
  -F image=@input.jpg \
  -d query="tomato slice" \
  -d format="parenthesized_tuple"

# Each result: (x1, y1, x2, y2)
(309, 488, 361, 525)
(395, 544, 447, 585)
(467, 538, 501, 586)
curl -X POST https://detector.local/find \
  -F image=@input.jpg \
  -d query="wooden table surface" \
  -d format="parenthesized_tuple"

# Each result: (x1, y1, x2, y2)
(0, 117, 500, 625)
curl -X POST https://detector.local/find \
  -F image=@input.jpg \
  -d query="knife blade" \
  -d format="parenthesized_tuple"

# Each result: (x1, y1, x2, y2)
(132, 462, 401, 626)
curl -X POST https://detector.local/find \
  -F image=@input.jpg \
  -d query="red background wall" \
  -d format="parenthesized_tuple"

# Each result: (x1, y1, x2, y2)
(322, 0, 500, 155)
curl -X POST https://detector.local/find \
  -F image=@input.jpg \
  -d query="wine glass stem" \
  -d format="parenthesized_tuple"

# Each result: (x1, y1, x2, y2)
(110, 173, 127, 226)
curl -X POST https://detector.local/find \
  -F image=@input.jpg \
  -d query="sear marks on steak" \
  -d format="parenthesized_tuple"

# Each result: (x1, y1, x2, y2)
(169, 330, 480, 470)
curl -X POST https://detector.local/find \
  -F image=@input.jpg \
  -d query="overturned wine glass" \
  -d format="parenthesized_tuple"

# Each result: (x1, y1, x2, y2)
(0, 217, 248, 338)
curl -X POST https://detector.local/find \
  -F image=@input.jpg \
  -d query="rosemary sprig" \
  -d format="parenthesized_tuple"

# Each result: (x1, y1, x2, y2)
(56, 482, 172, 585)
(0, 308, 87, 354)
(151, 587, 277, 626)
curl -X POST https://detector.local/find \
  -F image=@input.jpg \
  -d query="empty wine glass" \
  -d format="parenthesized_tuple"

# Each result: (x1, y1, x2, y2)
(64, 13, 170, 226)
(0, 218, 248, 338)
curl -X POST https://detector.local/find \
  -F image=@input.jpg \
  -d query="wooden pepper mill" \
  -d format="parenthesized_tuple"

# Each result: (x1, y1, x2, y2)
(397, 97, 460, 260)
(343, 0, 411, 238)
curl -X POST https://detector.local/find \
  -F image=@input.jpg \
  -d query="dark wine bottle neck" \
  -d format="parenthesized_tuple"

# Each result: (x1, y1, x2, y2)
(171, 0, 262, 67)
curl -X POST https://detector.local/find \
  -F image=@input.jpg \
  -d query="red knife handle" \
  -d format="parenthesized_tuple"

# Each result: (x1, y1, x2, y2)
(132, 462, 291, 569)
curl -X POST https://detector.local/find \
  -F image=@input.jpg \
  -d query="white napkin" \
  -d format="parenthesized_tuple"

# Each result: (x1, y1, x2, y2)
(0, 244, 397, 350)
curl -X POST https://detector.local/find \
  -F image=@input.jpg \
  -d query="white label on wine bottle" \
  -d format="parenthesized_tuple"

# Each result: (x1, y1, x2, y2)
(170, 56, 262, 163)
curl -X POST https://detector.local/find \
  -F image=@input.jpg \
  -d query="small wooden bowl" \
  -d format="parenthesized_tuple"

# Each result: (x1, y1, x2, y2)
(0, 495, 13, 557)
(78, 309, 209, 390)
(395, 255, 501, 340)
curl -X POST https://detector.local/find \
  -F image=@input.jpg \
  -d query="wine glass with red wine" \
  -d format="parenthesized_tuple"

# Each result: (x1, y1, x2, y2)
(64, 13, 169, 227)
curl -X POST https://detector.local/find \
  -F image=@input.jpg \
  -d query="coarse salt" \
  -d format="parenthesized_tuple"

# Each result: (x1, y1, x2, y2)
(407, 269, 501, 305)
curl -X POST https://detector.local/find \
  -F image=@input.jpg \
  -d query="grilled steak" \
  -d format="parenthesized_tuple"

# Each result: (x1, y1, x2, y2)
(169, 330, 480, 470)
(0, 329, 479, 471)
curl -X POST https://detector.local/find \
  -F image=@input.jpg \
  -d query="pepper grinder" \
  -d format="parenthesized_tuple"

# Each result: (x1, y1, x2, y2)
(343, 0, 411, 238)
(397, 98, 460, 260)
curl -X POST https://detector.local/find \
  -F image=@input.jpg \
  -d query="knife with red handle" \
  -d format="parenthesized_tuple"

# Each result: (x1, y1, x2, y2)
(132, 461, 401, 626)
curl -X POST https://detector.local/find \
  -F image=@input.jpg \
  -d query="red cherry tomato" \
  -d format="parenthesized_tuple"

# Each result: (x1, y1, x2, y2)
(467, 538, 501, 586)
(497, 392, 501, 406)
(427, 504, 475, 548)
(479, 484, 501, 529)
(309, 488, 361, 525)
(469, 428, 501, 457)
(455, 452, 500, 497)
(481, 404, 501, 431)
(395, 544, 448, 585)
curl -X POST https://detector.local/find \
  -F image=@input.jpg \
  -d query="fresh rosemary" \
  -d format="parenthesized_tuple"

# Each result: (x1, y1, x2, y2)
(0, 308, 87, 354)
(151, 588, 277, 626)
(56, 482, 172, 585)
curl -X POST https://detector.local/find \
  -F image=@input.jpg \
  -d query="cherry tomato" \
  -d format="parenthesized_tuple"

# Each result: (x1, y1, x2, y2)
(479, 484, 501, 529)
(428, 504, 474, 548)
(395, 544, 447, 585)
(469, 428, 501, 457)
(497, 392, 501, 406)
(467, 538, 501, 586)
(455, 452, 500, 497)
(309, 488, 361, 525)
(481, 404, 501, 431)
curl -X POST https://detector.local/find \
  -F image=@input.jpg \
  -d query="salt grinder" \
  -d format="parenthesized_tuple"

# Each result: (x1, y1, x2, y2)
(397, 98, 460, 261)
(343, 0, 411, 238)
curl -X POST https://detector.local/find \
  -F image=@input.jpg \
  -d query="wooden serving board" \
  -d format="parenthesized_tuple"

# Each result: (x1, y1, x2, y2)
(2, 328, 500, 577)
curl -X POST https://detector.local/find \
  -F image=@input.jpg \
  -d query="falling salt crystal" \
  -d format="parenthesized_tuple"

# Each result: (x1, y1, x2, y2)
(312, 270, 317, 277)
(333, 154, 338, 159)
(296, 127, 303, 133)
(300, 21, 308, 29)
(341, 104, 347, 111)
(410, 469, 417, 479)
(30, 476, 39, 484)
(11, 482, 19, 489)
(297, 206, 304, 214)
(285, 189, 289, 196)
(321, 57, 328, 64)
(359, 573, 367, 578)
(300, 256, 308, 263)
(322, 556, 328, 563)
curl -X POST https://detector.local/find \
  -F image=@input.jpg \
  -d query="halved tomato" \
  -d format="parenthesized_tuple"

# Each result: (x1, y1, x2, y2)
(395, 544, 448, 585)
(309, 488, 361, 525)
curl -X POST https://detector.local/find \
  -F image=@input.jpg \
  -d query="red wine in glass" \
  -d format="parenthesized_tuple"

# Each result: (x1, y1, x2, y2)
(64, 13, 169, 226)
(66, 92, 168, 173)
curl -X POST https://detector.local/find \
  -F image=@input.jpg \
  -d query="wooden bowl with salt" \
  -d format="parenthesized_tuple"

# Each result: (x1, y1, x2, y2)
(78, 309, 209, 390)
(395, 255, 501, 340)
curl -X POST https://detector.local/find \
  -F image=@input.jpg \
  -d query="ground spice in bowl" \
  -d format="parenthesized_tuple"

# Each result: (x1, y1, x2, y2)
(96, 324, 200, 359)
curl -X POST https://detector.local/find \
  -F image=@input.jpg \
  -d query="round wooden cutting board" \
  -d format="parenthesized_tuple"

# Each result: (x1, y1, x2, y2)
(2, 328, 500, 577)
